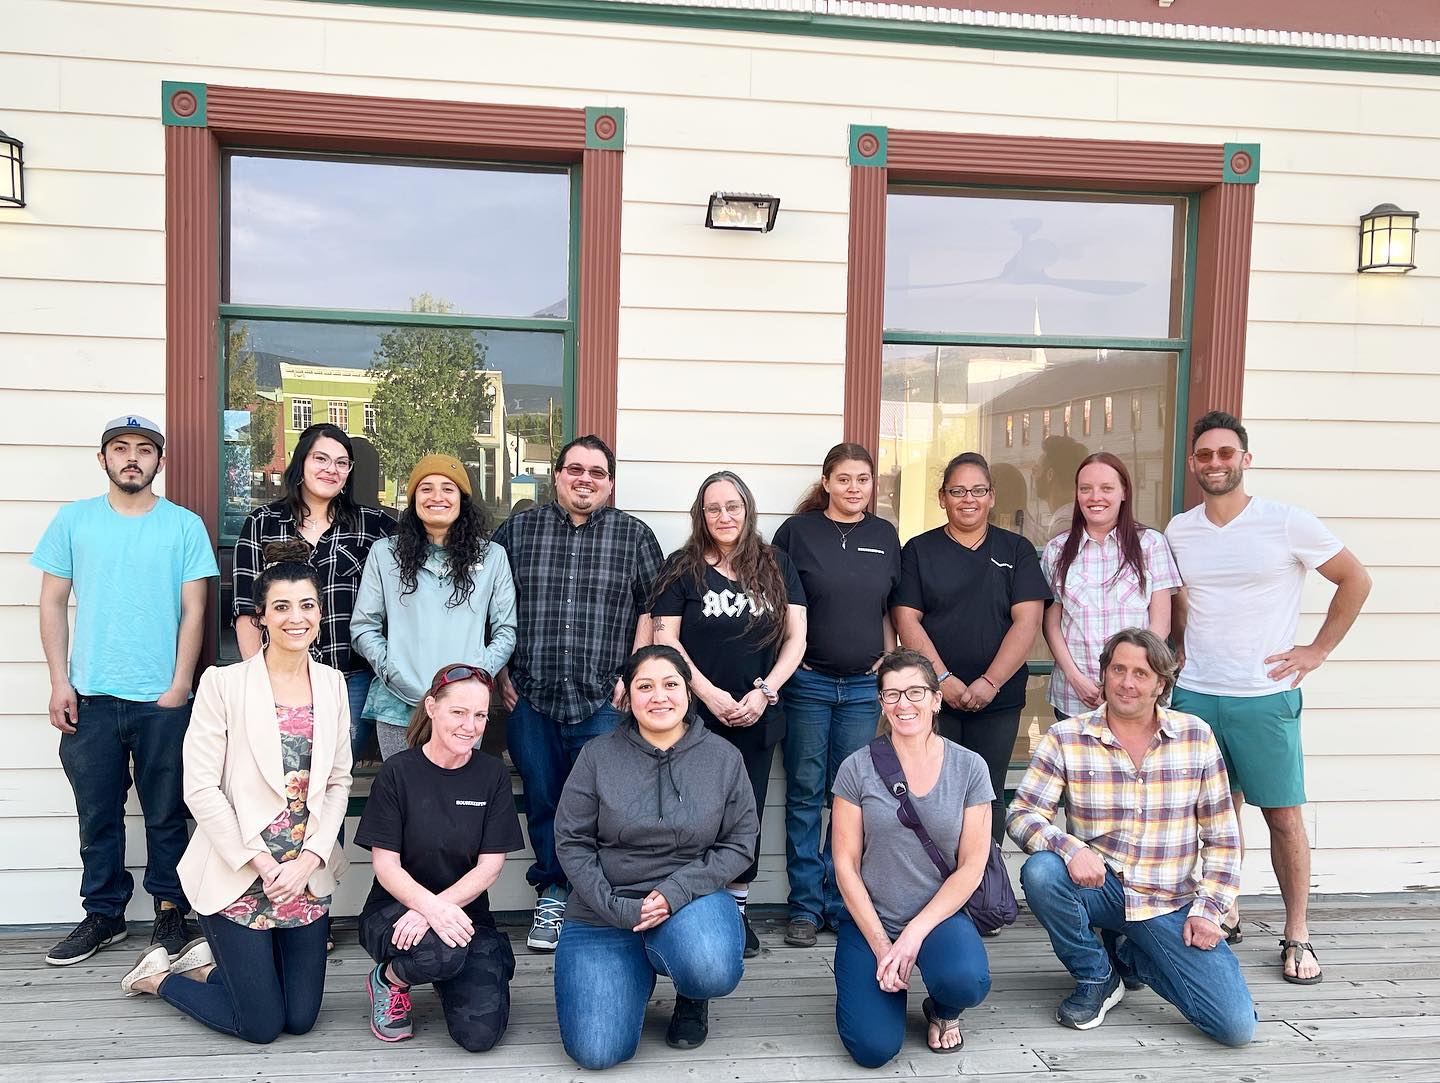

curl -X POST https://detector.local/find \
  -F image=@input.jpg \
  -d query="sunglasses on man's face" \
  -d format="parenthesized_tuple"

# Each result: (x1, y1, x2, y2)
(1192, 446, 1243, 464)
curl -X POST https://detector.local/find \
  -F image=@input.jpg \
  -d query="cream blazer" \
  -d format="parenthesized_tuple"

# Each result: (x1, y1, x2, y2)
(177, 653, 354, 915)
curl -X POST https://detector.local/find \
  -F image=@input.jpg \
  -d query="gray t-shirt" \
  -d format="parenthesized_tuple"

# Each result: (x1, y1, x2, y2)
(833, 738, 994, 938)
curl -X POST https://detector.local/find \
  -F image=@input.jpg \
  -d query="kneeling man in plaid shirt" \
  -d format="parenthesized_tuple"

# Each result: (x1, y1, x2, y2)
(1007, 628, 1255, 1045)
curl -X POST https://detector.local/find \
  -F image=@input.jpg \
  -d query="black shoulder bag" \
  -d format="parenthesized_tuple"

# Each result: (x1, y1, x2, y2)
(867, 734, 1017, 935)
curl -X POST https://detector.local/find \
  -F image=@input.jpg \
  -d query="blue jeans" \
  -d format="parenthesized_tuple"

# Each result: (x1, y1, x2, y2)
(1020, 851, 1256, 1046)
(833, 911, 991, 1068)
(159, 912, 328, 1043)
(554, 890, 744, 1070)
(782, 668, 879, 927)
(345, 671, 374, 762)
(58, 694, 191, 916)
(507, 696, 622, 893)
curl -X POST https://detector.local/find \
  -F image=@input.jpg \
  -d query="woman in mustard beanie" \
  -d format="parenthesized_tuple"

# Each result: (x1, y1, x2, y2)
(351, 455, 517, 760)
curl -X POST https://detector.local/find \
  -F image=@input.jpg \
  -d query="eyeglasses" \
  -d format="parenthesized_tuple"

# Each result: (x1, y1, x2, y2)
(879, 685, 935, 705)
(308, 451, 352, 474)
(1192, 446, 1243, 464)
(562, 463, 611, 481)
(430, 664, 492, 695)
(942, 485, 991, 499)
(703, 501, 745, 519)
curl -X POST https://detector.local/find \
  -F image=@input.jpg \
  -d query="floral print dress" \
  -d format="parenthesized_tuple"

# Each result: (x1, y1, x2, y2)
(218, 704, 331, 929)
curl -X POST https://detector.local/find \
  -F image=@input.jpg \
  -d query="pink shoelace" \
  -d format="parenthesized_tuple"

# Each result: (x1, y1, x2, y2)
(385, 988, 412, 1022)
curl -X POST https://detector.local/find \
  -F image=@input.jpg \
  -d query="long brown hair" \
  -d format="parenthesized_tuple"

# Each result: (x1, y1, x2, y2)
(406, 663, 494, 749)
(795, 442, 875, 514)
(653, 470, 790, 648)
(1052, 452, 1148, 594)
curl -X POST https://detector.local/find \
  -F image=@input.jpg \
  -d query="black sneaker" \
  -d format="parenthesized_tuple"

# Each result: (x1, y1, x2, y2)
(1055, 970, 1125, 1031)
(784, 918, 818, 948)
(666, 994, 710, 1049)
(151, 904, 193, 958)
(1102, 929, 1144, 991)
(742, 912, 760, 958)
(45, 912, 128, 966)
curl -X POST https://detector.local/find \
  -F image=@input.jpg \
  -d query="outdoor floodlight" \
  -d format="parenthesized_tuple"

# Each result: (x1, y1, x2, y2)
(705, 192, 780, 233)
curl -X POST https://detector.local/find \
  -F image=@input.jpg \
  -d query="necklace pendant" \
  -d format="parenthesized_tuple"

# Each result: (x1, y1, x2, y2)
(841, 537, 847, 550)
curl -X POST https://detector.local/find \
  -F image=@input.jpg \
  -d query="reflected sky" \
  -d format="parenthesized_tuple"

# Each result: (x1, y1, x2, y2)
(226, 154, 570, 318)
(885, 190, 1184, 339)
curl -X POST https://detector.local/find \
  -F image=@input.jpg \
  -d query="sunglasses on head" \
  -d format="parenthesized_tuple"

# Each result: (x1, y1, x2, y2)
(429, 664, 492, 696)
(1192, 446, 1243, 464)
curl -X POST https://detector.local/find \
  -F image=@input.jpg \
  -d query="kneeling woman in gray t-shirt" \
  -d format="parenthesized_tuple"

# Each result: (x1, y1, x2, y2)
(831, 648, 995, 1064)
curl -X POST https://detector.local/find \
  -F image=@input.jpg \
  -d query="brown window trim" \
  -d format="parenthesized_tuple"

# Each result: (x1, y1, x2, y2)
(164, 83, 623, 663)
(842, 129, 1256, 509)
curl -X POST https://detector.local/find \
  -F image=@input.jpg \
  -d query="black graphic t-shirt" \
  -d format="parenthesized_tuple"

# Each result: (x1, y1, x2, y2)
(892, 525, 1051, 712)
(355, 746, 525, 926)
(652, 550, 806, 749)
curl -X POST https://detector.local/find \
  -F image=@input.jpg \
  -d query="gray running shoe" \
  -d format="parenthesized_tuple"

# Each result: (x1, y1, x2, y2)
(367, 963, 414, 1042)
(527, 886, 568, 952)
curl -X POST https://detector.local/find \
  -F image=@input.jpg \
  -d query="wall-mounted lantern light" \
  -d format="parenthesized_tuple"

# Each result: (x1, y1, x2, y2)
(705, 192, 780, 233)
(1358, 203, 1418, 273)
(0, 131, 24, 208)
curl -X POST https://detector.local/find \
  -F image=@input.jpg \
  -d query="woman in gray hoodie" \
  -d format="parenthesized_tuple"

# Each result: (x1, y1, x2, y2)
(553, 645, 759, 1070)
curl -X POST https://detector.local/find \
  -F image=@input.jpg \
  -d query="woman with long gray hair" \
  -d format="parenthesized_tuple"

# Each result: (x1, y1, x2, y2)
(651, 469, 807, 956)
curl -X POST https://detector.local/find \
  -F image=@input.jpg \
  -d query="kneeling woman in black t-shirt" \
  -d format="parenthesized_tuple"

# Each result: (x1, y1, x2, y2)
(891, 453, 1051, 846)
(354, 664, 525, 1050)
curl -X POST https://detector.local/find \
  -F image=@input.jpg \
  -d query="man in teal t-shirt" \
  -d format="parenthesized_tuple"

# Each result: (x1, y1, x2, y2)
(31, 415, 218, 966)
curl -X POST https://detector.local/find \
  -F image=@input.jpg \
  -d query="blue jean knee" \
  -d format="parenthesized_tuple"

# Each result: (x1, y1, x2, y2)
(646, 890, 744, 1000)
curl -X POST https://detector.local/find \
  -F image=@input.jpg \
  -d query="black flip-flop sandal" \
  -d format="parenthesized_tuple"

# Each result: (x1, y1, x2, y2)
(922, 996, 964, 1054)
(1221, 919, 1243, 944)
(1279, 938, 1323, 985)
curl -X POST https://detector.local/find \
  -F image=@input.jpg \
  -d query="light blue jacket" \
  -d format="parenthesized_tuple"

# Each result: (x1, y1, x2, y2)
(351, 537, 517, 708)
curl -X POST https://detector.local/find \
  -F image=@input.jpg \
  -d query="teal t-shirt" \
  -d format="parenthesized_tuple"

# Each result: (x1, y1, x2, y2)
(30, 495, 219, 700)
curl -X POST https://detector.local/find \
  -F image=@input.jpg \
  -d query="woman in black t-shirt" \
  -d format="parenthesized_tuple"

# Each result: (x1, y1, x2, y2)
(354, 664, 525, 1051)
(772, 443, 901, 947)
(891, 453, 1050, 847)
(652, 470, 807, 957)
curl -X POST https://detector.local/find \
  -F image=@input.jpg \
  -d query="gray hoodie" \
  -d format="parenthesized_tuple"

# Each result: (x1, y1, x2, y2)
(555, 716, 758, 930)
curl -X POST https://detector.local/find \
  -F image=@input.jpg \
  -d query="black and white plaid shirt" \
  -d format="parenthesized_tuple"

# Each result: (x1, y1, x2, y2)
(493, 501, 664, 723)
(231, 500, 395, 674)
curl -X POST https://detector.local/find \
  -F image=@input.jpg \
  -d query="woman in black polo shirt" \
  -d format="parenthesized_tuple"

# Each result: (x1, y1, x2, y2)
(891, 452, 1050, 846)
(652, 469, 807, 958)
(772, 443, 900, 948)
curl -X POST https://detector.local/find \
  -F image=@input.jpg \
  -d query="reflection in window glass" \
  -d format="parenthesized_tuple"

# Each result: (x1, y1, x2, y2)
(221, 317, 565, 542)
(876, 345, 1177, 546)
(225, 154, 570, 318)
(885, 188, 1185, 338)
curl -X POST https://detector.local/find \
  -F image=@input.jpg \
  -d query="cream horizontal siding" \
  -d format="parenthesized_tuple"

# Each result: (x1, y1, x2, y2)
(1, 0, 1437, 923)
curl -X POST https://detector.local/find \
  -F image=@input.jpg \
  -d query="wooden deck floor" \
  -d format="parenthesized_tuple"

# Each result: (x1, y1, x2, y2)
(9, 895, 1440, 1082)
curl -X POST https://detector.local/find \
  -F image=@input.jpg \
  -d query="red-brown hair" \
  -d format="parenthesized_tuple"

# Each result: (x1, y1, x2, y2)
(1052, 452, 1148, 594)
(795, 442, 876, 514)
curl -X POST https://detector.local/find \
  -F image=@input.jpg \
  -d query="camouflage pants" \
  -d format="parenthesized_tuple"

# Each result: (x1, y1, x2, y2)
(360, 900, 516, 1052)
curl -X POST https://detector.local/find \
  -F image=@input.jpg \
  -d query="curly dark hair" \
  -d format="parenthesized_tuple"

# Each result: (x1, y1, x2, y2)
(652, 470, 790, 649)
(392, 490, 493, 609)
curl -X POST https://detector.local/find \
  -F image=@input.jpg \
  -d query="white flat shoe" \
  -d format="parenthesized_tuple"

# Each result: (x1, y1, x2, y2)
(120, 943, 172, 997)
(169, 936, 213, 977)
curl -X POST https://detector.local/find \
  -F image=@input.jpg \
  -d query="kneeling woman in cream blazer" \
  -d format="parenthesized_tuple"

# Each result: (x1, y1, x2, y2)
(121, 540, 353, 1044)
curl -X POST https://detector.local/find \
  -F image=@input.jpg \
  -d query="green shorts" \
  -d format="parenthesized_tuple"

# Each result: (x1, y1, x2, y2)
(1170, 687, 1305, 809)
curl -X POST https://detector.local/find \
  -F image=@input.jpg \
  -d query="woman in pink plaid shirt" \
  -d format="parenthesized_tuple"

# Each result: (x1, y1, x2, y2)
(1040, 453, 1181, 720)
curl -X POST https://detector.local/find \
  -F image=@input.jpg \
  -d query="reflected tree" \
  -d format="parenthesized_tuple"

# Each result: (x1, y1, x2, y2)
(226, 322, 280, 471)
(369, 293, 495, 483)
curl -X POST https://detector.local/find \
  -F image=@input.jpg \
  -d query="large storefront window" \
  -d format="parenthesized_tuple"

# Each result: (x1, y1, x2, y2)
(218, 152, 575, 662)
(881, 186, 1194, 767)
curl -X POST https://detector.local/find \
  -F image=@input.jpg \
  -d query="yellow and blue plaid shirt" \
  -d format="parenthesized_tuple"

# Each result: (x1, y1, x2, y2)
(1007, 704, 1241, 924)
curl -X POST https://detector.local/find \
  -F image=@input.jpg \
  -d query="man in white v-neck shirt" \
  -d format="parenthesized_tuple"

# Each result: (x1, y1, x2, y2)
(1165, 411, 1370, 987)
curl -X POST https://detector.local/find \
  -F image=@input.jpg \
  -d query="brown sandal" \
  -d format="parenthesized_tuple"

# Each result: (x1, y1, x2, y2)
(1279, 939, 1322, 985)
(922, 996, 964, 1053)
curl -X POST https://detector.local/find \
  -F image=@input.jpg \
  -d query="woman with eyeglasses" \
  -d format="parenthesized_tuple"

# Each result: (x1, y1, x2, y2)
(830, 649, 994, 1063)
(651, 470, 807, 957)
(120, 541, 353, 1042)
(891, 452, 1050, 846)
(232, 423, 395, 761)
(772, 442, 901, 948)
(1041, 452, 1181, 721)
(352, 455, 517, 761)
(355, 663, 525, 1050)
(553, 645, 759, 1068)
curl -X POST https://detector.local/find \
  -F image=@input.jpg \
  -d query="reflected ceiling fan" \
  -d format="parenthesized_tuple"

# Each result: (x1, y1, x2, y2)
(902, 218, 1145, 296)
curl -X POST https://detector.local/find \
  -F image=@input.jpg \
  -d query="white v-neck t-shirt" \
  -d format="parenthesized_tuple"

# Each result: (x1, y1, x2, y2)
(1165, 496, 1343, 697)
